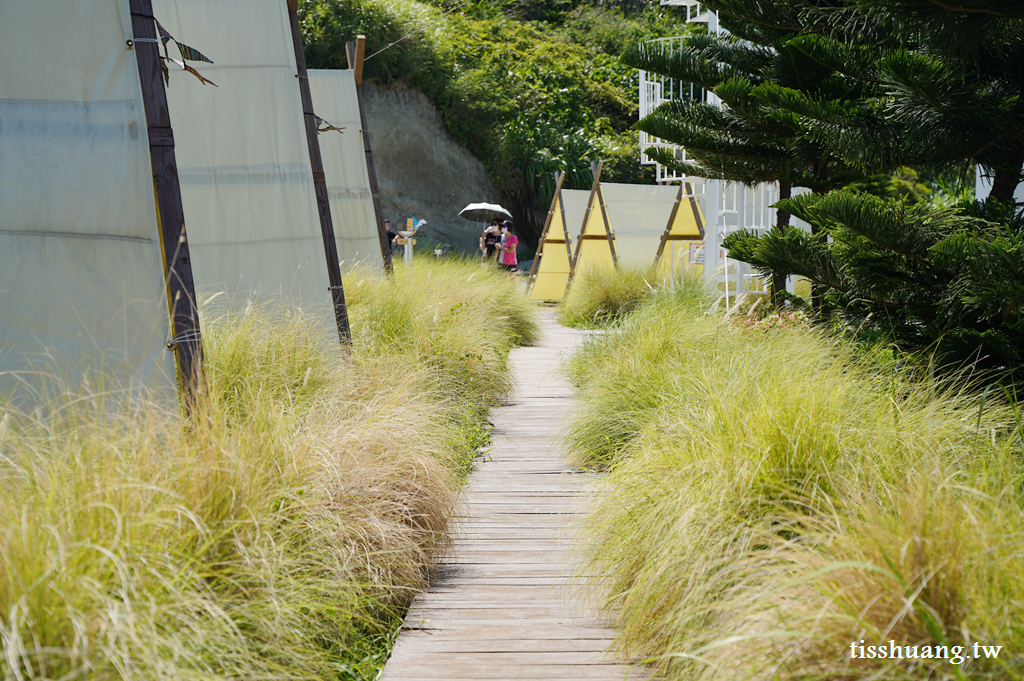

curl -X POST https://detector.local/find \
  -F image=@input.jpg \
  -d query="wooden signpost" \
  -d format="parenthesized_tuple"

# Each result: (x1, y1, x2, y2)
(287, 0, 352, 345)
(129, 0, 204, 406)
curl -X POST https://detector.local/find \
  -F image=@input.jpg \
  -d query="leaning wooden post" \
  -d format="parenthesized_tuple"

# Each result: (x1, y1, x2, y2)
(595, 177, 618, 267)
(347, 36, 394, 275)
(287, 0, 352, 344)
(526, 170, 566, 286)
(655, 183, 685, 262)
(571, 160, 604, 266)
(129, 0, 204, 407)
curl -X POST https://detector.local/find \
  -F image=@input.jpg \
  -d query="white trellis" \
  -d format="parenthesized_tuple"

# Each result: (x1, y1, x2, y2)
(638, 3, 803, 303)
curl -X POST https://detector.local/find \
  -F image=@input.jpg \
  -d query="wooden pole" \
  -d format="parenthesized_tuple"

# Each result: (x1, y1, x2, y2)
(348, 36, 394, 275)
(559, 178, 572, 270)
(571, 160, 604, 266)
(129, 0, 204, 406)
(595, 181, 617, 267)
(655, 183, 684, 262)
(287, 0, 352, 344)
(526, 170, 566, 294)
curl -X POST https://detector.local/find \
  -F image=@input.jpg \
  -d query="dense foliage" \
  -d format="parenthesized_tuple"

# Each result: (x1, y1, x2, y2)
(629, 0, 1024, 377)
(299, 0, 687, 243)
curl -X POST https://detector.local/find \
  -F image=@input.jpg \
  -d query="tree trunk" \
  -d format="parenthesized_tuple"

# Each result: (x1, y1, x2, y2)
(989, 139, 1024, 204)
(770, 179, 792, 307)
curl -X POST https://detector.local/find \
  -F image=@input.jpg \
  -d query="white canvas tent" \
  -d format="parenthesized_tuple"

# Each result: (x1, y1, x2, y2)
(599, 182, 696, 266)
(0, 1, 178, 405)
(308, 69, 386, 271)
(152, 0, 335, 317)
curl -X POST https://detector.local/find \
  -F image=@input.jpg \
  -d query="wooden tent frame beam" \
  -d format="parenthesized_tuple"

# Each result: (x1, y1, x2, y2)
(655, 181, 706, 265)
(346, 36, 394, 275)
(526, 170, 567, 292)
(129, 0, 204, 406)
(596, 180, 618, 266)
(287, 0, 352, 344)
(572, 160, 605, 266)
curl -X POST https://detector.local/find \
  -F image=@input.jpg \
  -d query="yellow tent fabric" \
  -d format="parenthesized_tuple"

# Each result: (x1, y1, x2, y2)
(656, 183, 705, 279)
(528, 189, 590, 301)
(308, 69, 385, 272)
(0, 1, 177, 406)
(153, 0, 335, 317)
(573, 184, 616, 274)
(528, 192, 572, 301)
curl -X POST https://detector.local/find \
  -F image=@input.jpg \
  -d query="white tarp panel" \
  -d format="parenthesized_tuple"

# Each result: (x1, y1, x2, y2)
(0, 1, 177, 405)
(308, 69, 384, 272)
(153, 0, 334, 316)
(561, 189, 591, 234)
(600, 182, 681, 267)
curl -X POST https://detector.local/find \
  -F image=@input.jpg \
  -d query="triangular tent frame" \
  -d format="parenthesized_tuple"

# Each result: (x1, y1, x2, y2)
(655, 181, 705, 261)
(526, 170, 577, 301)
(571, 160, 619, 273)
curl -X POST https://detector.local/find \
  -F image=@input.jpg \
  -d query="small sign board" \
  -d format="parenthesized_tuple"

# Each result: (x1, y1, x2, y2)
(395, 237, 416, 245)
(396, 214, 418, 237)
(689, 242, 706, 264)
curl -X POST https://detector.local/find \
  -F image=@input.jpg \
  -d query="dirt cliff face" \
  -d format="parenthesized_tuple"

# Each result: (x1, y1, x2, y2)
(363, 82, 499, 255)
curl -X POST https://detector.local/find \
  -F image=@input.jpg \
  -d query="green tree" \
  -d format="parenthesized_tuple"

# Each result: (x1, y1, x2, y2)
(622, 13, 876, 304)
(639, 0, 1024, 375)
(299, 0, 682, 245)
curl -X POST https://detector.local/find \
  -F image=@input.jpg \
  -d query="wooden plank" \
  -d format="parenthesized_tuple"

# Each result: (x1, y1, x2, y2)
(390, 638, 612, 653)
(395, 625, 617, 640)
(382, 663, 637, 680)
(388, 651, 619, 665)
(347, 37, 393, 274)
(379, 312, 640, 680)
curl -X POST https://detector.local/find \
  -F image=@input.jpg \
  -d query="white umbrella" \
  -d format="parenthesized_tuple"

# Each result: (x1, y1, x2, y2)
(459, 202, 512, 222)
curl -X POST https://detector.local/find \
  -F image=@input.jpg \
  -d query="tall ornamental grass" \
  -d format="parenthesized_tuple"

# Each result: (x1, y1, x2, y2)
(0, 258, 537, 680)
(557, 264, 661, 329)
(568, 279, 1024, 681)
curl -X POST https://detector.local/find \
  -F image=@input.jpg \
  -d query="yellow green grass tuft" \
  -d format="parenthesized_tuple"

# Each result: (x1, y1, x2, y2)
(558, 264, 660, 328)
(0, 258, 537, 679)
(569, 290, 1024, 680)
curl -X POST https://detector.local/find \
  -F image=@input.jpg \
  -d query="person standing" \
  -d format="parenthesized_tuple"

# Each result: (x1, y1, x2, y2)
(496, 221, 518, 274)
(480, 219, 500, 260)
(384, 220, 398, 247)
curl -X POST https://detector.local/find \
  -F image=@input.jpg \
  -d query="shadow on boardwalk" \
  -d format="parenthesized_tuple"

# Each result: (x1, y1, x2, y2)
(380, 311, 646, 681)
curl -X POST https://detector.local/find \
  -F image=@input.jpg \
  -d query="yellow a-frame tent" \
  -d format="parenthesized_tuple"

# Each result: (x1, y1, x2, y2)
(527, 171, 576, 301)
(655, 181, 706, 278)
(571, 161, 617, 274)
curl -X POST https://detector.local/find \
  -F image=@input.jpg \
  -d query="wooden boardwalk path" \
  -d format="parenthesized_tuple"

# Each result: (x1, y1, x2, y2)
(380, 312, 643, 681)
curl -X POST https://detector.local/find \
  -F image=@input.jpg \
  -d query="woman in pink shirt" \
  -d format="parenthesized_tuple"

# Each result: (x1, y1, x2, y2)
(496, 222, 518, 274)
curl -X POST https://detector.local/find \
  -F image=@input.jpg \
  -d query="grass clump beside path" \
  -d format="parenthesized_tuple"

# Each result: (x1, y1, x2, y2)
(557, 265, 706, 329)
(0, 258, 537, 680)
(557, 265, 657, 329)
(566, 274, 1024, 680)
